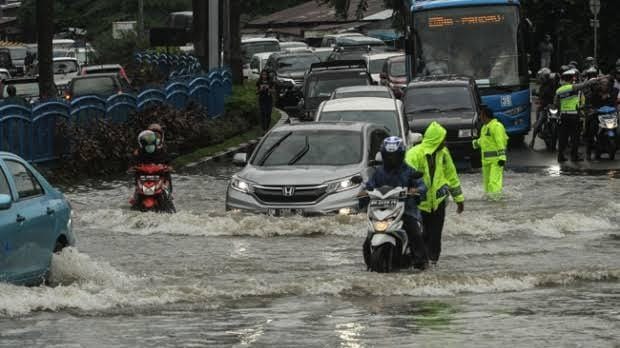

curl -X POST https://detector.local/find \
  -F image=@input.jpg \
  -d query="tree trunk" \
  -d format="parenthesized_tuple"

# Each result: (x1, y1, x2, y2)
(229, 0, 243, 84)
(36, 0, 55, 99)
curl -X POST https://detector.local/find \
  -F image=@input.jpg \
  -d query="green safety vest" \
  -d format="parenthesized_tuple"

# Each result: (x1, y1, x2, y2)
(472, 119, 508, 163)
(556, 83, 580, 114)
(405, 122, 464, 213)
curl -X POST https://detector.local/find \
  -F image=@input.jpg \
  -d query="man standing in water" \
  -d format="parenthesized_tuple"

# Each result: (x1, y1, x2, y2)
(473, 105, 508, 200)
(405, 122, 464, 266)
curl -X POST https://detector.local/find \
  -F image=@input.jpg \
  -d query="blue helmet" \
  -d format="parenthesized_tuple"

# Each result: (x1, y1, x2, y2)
(381, 136, 405, 170)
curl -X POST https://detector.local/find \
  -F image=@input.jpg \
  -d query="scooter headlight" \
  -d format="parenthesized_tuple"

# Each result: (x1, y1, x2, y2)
(231, 177, 253, 194)
(373, 220, 392, 233)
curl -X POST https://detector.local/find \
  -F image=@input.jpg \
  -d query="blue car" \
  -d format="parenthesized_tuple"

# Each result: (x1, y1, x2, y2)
(0, 152, 75, 285)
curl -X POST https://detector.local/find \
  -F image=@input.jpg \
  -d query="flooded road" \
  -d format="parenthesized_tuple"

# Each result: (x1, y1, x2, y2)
(0, 163, 619, 347)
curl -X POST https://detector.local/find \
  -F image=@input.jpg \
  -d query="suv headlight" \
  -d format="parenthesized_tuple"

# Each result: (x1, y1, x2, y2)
(326, 176, 360, 193)
(230, 177, 253, 194)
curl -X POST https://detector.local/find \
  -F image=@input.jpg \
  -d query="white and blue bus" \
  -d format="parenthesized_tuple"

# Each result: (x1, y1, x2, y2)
(410, 0, 530, 140)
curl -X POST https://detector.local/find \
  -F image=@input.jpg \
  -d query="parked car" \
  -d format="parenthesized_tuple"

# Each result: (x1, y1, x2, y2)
(380, 55, 408, 99)
(0, 48, 19, 77)
(1, 77, 56, 104)
(0, 151, 75, 285)
(0, 68, 11, 80)
(315, 97, 417, 146)
(320, 33, 364, 48)
(65, 73, 123, 100)
(279, 41, 308, 51)
(242, 38, 280, 79)
(364, 52, 404, 84)
(330, 85, 394, 100)
(80, 64, 130, 85)
(264, 52, 320, 109)
(53, 57, 80, 89)
(403, 75, 482, 165)
(299, 60, 372, 119)
(69, 47, 97, 66)
(226, 122, 391, 216)
(7, 46, 27, 76)
(248, 52, 274, 80)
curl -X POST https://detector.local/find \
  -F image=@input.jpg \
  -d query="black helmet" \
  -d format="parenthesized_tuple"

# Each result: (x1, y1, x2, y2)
(380, 136, 406, 171)
(560, 65, 570, 73)
(584, 66, 598, 79)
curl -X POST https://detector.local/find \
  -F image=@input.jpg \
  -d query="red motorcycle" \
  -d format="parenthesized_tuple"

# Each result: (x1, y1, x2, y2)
(130, 164, 176, 213)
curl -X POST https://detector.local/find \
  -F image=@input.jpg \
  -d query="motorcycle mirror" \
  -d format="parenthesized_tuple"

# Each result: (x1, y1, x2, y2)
(350, 175, 363, 185)
(407, 132, 423, 145)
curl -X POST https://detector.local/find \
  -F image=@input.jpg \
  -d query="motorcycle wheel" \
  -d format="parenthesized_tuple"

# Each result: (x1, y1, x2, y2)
(370, 244, 393, 273)
(609, 142, 616, 160)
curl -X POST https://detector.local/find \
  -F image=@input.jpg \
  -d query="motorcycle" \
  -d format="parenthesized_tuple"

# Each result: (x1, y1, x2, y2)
(130, 164, 176, 213)
(361, 186, 415, 273)
(592, 106, 619, 160)
(538, 106, 560, 151)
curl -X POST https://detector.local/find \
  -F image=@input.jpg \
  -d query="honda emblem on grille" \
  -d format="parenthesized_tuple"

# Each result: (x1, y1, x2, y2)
(282, 186, 295, 197)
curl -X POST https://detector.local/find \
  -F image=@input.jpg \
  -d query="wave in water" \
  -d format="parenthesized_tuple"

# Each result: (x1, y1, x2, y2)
(0, 247, 617, 317)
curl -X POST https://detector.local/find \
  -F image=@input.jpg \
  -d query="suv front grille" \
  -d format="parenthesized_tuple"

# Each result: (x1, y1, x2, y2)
(254, 185, 327, 204)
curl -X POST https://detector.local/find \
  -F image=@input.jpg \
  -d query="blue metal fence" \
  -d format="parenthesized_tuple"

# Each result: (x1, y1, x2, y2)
(0, 67, 233, 163)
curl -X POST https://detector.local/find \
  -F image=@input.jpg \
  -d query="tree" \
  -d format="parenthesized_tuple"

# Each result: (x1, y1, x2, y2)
(37, 0, 55, 99)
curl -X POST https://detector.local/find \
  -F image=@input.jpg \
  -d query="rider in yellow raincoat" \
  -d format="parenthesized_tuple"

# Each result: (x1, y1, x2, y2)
(473, 105, 509, 199)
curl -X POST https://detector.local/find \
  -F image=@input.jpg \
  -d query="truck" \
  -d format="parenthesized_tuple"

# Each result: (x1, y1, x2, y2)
(410, 0, 531, 142)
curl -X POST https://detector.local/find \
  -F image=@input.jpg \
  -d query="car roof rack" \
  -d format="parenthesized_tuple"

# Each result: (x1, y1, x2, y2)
(309, 60, 367, 72)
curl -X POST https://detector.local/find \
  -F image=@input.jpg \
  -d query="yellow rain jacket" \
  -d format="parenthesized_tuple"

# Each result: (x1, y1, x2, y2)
(405, 122, 464, 213)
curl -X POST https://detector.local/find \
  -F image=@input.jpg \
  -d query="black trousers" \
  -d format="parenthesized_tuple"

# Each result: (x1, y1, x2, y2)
(421, 201, 446, 262)
(402, 215, 428, 266)
(259, 98, 273, 132)
(558, 114, 580, 159)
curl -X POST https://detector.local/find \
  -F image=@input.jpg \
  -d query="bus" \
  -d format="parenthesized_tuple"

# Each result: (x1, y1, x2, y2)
(410, 0, 530, 140)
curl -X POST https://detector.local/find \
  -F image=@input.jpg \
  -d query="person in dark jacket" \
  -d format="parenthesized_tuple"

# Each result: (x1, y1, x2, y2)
(256, 70, 274, 133)
(530, 68, 558, 149)
(363, 136, 429, 270)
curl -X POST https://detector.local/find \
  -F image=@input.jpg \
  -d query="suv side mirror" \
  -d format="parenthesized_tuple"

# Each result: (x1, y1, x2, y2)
(0, 194, 12, 210)
(369, 151, 383, 166)
(233, 153, 248, 166)
(407, 132, 423, 146)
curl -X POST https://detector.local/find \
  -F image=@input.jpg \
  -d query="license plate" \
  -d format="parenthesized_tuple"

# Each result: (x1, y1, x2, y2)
(370, 199, 398, 208)
(267, 208, 303, 217)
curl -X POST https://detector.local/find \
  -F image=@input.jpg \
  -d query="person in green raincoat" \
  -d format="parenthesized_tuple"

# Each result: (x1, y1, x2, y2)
(405, 122, 465, 265)
(473, 105, 508, 199)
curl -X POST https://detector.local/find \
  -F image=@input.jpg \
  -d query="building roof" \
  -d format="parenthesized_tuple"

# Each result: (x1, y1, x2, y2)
(249, 0, 387, 27)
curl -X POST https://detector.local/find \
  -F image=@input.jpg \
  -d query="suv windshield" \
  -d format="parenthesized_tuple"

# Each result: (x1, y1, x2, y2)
(405, 86, 473, 114)
(277, 55, 320, 73)
(369, 58, 388, 74)
(253, 130, 362, 166)
(53, 60, 79, 74)
(319, 110, 399, 136)
(390, 60, 406, 77)
(242, 41, 280, 62)
(72, 77, 118, 96)
(307, 72, 370, 98)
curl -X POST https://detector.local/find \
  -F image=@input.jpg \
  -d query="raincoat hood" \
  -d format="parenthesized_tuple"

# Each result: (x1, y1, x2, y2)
(420, 121, 447, 155)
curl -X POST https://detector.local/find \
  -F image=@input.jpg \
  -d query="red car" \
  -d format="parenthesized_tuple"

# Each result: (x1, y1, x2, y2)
(380, 55, 407, 99)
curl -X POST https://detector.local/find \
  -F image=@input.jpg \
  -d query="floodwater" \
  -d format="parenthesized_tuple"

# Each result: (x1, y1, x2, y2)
(0, 163, 618, 347)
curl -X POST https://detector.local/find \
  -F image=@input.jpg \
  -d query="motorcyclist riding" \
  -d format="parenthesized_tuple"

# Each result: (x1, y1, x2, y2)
(131, 130, 173, 206)
(362, 136, 429, 270)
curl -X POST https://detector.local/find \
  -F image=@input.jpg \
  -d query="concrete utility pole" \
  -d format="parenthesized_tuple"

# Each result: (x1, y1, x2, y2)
(589, 0, 600, 64)
(208, 0, 220, 69)
(138, 0, 144, 40)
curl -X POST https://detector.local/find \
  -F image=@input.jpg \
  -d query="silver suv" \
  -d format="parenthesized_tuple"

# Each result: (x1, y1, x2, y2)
(226, 122, 392, 216)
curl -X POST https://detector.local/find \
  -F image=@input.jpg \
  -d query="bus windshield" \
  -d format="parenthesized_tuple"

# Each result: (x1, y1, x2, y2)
(414, 5, 522, 87)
